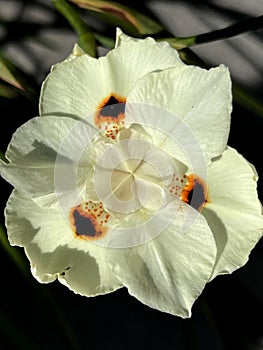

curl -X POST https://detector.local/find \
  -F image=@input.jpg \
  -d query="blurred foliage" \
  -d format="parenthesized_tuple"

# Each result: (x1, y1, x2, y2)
(69, 0, 164, 35)
(0, 55, 38, 101)
(0, 1, 263, 349)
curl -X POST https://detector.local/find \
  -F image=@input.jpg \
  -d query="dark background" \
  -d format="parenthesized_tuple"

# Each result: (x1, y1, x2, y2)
(1, 1, 263, 349)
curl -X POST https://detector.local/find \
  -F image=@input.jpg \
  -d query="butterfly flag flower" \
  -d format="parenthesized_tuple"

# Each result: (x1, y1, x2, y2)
(1, 29, 262, 318)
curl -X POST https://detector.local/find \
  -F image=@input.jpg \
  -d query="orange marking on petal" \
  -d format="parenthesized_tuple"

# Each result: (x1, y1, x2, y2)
(181, 174, 210, 211)
(95, 93, 126, 130)
(69, 202, 110, 241)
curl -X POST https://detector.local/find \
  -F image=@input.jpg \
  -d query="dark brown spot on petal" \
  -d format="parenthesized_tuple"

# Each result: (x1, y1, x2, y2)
(181, 174, 209, 211)
(69, 202, 109, 241)
(100, 96, 125, 118)
(95, 93, 126, 129)
(72, 208, 97, 236)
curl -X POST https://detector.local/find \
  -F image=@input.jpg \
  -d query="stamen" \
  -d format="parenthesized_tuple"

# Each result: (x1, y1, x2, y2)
(105, 124, 119, 140)
(169, 173, 187, 196)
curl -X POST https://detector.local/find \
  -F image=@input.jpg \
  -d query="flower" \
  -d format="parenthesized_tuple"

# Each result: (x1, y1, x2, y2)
(1, 29, 262, 318)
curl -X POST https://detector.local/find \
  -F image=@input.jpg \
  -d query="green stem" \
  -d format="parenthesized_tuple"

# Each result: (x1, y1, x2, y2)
(160, 15, 263, 49)
(51, 0, 96, 57)
(194, 15, 263, 45)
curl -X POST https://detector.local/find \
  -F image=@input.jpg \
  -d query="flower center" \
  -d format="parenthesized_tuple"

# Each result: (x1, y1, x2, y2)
(64, 116, 209, 243)
(93, 127, 174, 214)
(111, 157, 163, 207)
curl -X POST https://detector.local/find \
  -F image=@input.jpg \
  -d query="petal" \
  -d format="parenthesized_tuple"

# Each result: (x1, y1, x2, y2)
(126, 103, 207, 172)
(133, 178, 165, 212)
(39, 30, 183, 123)
(4, 116, 77, 163)
(126, 64, 232, 163)
(115, 27, 141, 46)
(137, 147, 174, 184)
(0, 115, 97, 198)
(5, 190, 122, 295)
(0, 162, 58, 198)
(203, 147, 263, 279)
(105, 201, 217, 317)
(65, 43, 85, 61)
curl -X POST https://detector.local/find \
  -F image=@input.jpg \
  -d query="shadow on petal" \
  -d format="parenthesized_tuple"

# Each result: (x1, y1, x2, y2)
(28, 243, 101, 296)
(22, 140, 71, 164)
(202, 207, 227, 275)
(11, 217, 101, 295)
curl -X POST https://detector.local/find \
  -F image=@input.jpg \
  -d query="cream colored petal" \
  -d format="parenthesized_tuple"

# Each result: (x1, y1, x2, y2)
(127, 64, 231, 163)
(203, 147, 263, 279)
(105, 201, 217, 317)
(125, 103, 207, 172)
(0, 116, 96, 198)
(5, 190, 122, 295)
(40, 30, 183, 123)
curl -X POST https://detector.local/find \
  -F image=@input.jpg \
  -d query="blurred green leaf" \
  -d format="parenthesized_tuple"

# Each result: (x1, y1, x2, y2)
(95, 32, 115, 49)
(0, 223, 31, 280)
(0, 56, 38, 102)
(0, 59, 25, 91)
(52, 0, 96, 56)
(0, 81, 19, 99)
(69, 0, 163, 35)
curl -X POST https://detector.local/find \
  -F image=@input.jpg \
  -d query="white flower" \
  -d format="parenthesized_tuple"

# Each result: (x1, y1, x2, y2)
(1, 29, 262, 318)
